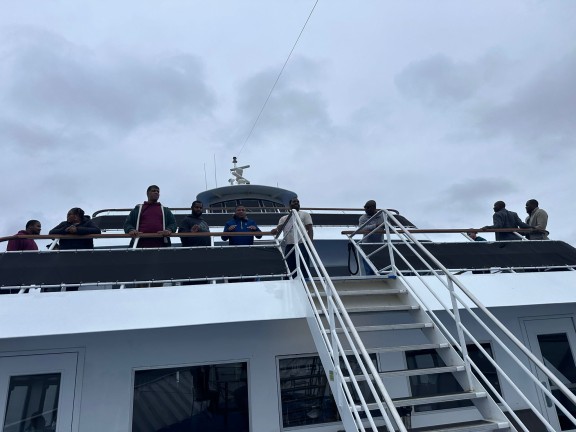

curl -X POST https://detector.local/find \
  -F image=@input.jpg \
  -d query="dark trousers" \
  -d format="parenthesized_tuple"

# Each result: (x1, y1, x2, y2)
(285, 243, 310, 279)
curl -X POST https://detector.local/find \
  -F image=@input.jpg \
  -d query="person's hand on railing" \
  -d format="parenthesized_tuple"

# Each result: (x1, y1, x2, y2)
(128, 229, 141, 238)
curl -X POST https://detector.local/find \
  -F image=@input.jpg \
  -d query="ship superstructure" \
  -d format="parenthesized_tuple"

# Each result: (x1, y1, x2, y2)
(1, 163, 576, 432)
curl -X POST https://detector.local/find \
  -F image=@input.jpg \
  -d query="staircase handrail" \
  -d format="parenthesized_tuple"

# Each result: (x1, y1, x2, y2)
(287, 209, 407, 431)
(351, 209, 576, 430)
(383, 240, 554, 431)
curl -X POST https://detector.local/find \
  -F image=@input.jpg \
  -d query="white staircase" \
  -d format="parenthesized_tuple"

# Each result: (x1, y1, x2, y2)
(281, 207, 576, 432)
(306, 276, 512, 432)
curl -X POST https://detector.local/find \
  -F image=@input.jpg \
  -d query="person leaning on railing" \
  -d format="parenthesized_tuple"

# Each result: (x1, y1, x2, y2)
(6, 220, 41, 251)
(524, 199, 549, 240)
(49, 207, 101, 250)
(481, 200, 532, 241)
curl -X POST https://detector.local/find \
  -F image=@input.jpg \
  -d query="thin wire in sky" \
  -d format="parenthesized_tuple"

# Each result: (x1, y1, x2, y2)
(238, 0, 320, 156)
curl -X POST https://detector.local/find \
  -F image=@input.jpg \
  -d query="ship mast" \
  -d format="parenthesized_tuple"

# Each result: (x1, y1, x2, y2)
(229, 156, 250, 185)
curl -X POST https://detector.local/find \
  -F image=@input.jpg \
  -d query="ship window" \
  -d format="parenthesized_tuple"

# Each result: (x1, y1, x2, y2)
(278, 354, 377, 428)
(3, 373, 61, 432)
(223, 201, 237, 213)
(406, 343, 501, 412)
(209, 202, 224, 213)
(132, 362, 248, 432)
(237, 200, 260, 211)
(261, 200, 285, 213)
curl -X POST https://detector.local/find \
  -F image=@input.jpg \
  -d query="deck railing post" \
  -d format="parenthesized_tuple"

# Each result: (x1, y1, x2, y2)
(447, 277, 474, 390)
(384, 211, 396, 278)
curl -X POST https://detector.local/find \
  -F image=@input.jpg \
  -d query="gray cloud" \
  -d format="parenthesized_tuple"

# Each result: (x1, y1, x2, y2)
(395, 51, 510, 108)
(0, 27, 215, 136)
(476, 50, 576, 150)
(395, 54, 482, 106)
(233, 57, 345, 152)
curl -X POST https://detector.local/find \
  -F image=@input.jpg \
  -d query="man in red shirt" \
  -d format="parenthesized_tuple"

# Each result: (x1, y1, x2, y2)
(124, 185, 177, 248)
(6, 220, 41, 251)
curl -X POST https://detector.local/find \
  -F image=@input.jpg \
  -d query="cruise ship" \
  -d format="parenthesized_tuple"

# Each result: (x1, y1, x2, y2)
(1, 162, 576, 432)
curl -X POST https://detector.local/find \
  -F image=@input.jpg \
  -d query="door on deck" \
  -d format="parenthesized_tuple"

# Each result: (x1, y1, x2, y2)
(0, 353, 78, 432)
(524, 317, 576, 431)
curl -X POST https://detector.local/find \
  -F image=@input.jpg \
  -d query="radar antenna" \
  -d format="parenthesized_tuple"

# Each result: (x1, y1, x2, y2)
(229, 156, 251, 185)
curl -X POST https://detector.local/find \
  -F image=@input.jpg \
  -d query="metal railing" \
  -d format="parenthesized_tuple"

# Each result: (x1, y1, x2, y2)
(346, 209, 576, 432)
(275, 209, 406, 431)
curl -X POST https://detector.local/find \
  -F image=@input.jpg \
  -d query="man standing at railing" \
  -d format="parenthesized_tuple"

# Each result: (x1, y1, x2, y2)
(50, 208, 101, 249)
(358, 200, 384, 275)
(525, 199, 549, 240)
(124, 185, 177, 248)
(222, 204, 262, 245)
(178, 200, 211, 247)
(482, 201, 532, 241)
(271, 197, 313, 278)
(6, 220, 41, 251)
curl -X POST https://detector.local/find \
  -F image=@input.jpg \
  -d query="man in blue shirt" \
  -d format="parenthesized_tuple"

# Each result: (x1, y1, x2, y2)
(222, 205, 262, 245)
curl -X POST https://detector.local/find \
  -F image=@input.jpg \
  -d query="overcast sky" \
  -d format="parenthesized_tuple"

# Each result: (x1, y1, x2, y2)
(2, 0, 575, 248)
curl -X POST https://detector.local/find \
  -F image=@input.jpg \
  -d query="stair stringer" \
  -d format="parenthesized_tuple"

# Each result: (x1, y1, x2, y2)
(389, 277, 516, 430)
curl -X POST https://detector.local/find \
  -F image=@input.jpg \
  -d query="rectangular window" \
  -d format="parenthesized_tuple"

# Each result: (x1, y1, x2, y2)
(132, 362, 248, 432)
(278, 354, 377, 428)
(3, 373, 61, 432)
(406, 343, 501, 412)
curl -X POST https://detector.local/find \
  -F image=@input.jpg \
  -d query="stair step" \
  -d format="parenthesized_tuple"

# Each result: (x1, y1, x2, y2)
(407, 419, 510, 431)
(327, 323, 433, 334)
(344, 343, 451, 355)
(357, 391, 487, 411)
(393, 391, 487, 408)
(318, 304, 418, 314)
(381, 365, 465, 378)
(345, 365, 465, 382)
(313, 288, 407, 296)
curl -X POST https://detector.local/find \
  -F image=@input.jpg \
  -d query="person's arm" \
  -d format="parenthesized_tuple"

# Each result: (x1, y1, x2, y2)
(533, 210, 548, 231)
(514, 213, 532, 230)
(305, 224, 314, 240)
(49, 222, 69, 235)
(222, 220, 233, 241)
(6, 239, 18, 251)
(482, 212, 501, 230)
(76, 220, 101, 235)
(124, 206, 140, 234)
(271, 215, 287, 236)
(164, 208, 177, 233)
(303, 212, 314, 240)
(248, 220, 262, 239)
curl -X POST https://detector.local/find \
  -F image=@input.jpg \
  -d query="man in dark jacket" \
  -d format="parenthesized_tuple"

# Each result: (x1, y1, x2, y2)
(49, 208, 101, 249)
(482, 201, 532, 241)
(179, 201, 211, 246)
(124, 185, 177, 248)
(222, 205, 262, 246)
(6, 220, 41, 251)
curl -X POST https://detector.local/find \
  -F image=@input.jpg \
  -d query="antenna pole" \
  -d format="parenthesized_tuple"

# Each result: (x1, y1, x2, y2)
(214, 154, 218, 188)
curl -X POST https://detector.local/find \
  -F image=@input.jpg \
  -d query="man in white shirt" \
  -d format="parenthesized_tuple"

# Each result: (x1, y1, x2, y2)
(272, 197, 313, 278)
(525, 199, 549, 240)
